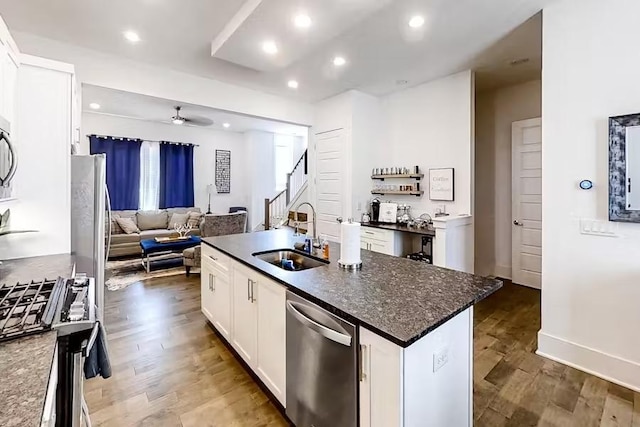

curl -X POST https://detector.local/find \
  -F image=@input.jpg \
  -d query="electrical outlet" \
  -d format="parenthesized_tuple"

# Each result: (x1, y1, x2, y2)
(433, 346, 449, 372)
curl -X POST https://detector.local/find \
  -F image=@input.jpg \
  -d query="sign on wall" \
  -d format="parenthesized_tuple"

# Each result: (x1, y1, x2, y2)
(215, 149, 231, 194)
(429, 168, 454, 201)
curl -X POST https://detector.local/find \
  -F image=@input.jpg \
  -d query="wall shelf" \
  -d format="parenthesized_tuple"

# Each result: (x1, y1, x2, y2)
(371, 174, 424, 181)
(371, 190, 424, 197)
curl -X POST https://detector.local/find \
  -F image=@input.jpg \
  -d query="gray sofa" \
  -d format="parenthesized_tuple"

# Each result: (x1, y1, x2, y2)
(108, 207, 202, 258)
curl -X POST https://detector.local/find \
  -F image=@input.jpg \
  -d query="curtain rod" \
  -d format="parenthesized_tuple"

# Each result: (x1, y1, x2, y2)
(87, 134, 199, 147)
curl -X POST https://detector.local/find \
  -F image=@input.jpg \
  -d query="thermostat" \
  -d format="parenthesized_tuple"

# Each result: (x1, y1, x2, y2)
(579, 180, 593, 190)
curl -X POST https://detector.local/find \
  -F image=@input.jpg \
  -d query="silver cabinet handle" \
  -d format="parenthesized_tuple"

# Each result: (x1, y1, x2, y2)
(359, 344, 367, 382)
(209, 273, 214, 291)
(364, 231, 374, 235)
(286, 301, 352, 346)
(513, 220, 523, 226)
(207, 255, 218, 261)
(247, 279, 255, 303)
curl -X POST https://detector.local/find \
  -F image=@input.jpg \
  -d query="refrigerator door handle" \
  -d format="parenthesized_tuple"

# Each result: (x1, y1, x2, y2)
(104, 185, 112, 262)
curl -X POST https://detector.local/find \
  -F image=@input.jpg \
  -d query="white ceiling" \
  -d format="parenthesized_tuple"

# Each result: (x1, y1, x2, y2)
(82, 84, 309, 136)
(0, 0, 551, 102)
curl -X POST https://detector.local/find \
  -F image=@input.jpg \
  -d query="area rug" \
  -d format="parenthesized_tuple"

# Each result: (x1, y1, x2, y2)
(105, 257, 190, 291)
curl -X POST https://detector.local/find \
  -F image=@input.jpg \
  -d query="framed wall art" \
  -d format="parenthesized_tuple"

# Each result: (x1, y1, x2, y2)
(429, 168, 454, 201)
(215, 149, 231, 194)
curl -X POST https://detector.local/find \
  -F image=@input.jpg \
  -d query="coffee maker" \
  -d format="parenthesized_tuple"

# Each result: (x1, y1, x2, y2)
(370, 198, 381, 223)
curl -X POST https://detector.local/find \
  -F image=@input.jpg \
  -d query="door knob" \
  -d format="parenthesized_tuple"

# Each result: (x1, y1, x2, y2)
(513, 220, 523, 226)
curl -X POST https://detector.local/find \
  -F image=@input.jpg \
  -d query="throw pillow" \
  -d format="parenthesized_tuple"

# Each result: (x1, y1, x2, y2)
(137, 210, 169, 231)
(187, 211, 203, 228)
(115, 217, 140, 234)
(168, 212, 190, 229)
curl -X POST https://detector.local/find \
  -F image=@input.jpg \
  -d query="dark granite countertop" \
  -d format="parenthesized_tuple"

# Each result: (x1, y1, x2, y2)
(0, 254, 75, 427)
(362, 222, 436, 237)
(203, 230, 501, 348)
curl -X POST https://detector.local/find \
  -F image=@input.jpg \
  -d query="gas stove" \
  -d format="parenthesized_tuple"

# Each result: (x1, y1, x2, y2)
(0, 275, 95, 343)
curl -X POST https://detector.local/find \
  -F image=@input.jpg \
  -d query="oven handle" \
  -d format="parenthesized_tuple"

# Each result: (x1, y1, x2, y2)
(83, 322, 100, 357)
(286, 301, 352, 346)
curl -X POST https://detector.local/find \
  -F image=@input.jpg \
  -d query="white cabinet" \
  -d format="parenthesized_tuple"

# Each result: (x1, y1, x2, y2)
(255, 276, 286, 404)
(359, 308, 473, 427)
(231, 264, 258, 366)
(200, 246, 232, 341)
(200, 248, 288, 406)
(0, 15, 19, 126)
(360, 327, 404, 427)
(361, 227, 403, 256)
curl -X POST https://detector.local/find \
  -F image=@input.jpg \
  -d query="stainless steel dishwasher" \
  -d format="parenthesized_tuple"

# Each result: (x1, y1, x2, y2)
(286, 291, 357, 427)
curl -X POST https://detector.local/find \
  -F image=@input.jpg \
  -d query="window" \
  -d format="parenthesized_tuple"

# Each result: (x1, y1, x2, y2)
(139, 141, 160, 210)
(274, 134, 294, 192)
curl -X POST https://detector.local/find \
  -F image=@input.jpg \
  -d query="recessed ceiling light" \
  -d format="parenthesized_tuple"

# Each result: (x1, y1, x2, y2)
(287, 80, 299, 89)
(223, 123, 230, 128)
(294, 14, 312, 28)
(123, 30, 141, 43)
(262, 40, 278, 54)
(408, 15, 425, 28)
(333, 56, 346, 67)
(89, 103, 101, 110)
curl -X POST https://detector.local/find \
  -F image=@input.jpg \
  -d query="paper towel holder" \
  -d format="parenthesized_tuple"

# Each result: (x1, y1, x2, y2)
(338, 260, 362, 271)
(337, 217, 363, 270)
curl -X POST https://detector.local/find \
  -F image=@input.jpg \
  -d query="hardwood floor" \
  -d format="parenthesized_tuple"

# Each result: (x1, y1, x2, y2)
(474, 281, 640, 427)
(86, 274, 640, 427)
(85, 275, 287, 427)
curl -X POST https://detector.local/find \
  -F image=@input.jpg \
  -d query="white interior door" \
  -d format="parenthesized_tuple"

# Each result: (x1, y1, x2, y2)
(512, 118, 542, 289)
(315, 129, 344, 241)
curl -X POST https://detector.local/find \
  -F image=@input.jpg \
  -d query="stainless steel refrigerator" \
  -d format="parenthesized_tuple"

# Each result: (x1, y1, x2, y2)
(70, 154, 111, 322)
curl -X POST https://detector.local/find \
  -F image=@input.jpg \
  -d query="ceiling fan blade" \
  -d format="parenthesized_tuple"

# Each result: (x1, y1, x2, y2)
(184, 116, 214, 127)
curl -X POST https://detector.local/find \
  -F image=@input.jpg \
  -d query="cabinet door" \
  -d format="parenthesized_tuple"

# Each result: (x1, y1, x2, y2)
(2, 52, 17, 124)
(200, 263, 214, 324)
(369, 240, 394, 256)
(232, 266, 258, 366)
(211, 271, 232, 340)
(255, 277, 286, 405)
(359, 327, 403, 427)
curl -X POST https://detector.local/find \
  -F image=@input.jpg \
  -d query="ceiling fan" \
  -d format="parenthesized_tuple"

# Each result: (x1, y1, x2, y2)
(171, 106, 214, 127)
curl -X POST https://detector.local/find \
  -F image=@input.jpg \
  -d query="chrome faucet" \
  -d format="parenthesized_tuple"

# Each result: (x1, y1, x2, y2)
(295, 202, 320, 247)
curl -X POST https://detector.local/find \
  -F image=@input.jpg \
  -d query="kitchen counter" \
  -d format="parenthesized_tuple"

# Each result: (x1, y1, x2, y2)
(0, 254, 75, 427)
(203, 229, 501, 347)
(362, 222, 436, 236)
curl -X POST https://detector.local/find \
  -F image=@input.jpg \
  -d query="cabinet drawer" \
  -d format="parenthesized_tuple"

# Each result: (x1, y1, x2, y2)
(201, 244, 229, 274)
(361, 227, 393, 242)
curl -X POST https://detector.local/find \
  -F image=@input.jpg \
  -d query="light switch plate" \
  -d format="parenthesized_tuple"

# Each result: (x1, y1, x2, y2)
(579, 219, 618, 237)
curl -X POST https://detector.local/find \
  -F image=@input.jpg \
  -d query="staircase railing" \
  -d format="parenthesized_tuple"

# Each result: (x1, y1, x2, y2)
(264, 150, 308, 230)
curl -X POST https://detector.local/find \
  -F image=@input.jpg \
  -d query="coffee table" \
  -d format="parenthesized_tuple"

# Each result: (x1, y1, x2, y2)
(140, 236, 201, 273)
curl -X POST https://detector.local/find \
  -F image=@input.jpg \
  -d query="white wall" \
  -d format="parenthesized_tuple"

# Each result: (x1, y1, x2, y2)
(475, 80, 541, 277)
(245, 131, 275, 230)
(539, 0, 640, 391)
(12, 32, 314, 127)
(82, 113, 248, 214)
(382, 71, 474, 217)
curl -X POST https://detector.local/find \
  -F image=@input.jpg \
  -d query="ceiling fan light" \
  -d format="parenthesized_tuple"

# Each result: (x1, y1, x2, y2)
(172, 118, 185, 125)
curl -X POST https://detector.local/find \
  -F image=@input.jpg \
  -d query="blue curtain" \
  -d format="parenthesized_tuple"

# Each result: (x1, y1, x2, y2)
(89, 136, 142, 210)
(159, 143, 194, 208)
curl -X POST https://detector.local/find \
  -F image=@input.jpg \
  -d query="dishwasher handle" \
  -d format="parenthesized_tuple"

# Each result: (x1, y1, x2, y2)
(286, 301, 352, 346)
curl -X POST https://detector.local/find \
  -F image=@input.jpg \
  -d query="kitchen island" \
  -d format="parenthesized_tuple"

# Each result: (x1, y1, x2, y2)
(201, 229, 501, 426)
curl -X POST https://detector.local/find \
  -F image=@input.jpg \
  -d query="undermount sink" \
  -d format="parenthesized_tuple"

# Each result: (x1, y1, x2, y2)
(252, 249, 329, 271)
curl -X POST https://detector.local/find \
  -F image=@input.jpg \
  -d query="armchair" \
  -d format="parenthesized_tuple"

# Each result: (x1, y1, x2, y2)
(183, 211, 248, 275)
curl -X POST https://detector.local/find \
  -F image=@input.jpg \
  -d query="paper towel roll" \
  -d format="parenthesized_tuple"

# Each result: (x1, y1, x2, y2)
(339, 221, 362, 266)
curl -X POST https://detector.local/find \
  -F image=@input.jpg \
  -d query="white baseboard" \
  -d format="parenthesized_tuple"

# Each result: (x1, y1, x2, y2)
(493, 264, 512, 280)
(537, 331, 640, 392)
